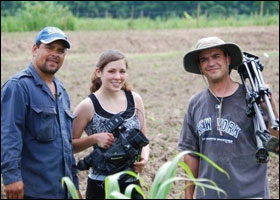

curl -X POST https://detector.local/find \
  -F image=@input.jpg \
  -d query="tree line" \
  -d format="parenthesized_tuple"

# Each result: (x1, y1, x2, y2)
(1, 1, 279, 18)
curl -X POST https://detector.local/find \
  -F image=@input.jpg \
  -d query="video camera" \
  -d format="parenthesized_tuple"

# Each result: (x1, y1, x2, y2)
(77, 113, 149, 174)
(238, 52, 279, 163)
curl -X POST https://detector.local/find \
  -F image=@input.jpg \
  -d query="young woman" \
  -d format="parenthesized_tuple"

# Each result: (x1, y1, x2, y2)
(72, 49, 150, 199)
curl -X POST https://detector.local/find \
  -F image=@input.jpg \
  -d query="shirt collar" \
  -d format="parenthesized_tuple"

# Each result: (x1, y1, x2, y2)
(28, 63, 64, 98)
(28, 63, 44, 86)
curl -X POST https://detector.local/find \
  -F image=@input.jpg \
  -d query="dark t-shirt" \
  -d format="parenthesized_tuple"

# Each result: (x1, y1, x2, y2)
(178, 84, 269, 199)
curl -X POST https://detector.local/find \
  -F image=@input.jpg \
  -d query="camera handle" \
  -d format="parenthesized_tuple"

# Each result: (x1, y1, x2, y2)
(104, 113, 125, 133)
(93, 114, 125, 148)
(238, 52, 279, 163)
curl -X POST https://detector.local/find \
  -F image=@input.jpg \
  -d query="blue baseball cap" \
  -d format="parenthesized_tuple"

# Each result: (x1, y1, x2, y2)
(35, 27, 71, 49)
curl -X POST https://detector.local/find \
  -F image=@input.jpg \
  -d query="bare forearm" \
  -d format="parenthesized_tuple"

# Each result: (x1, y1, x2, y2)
(72, 135, 96, 153)
(141, 144, 150, 161)
(268, 94, 278, 132)
(184, 154, 199, 199)
(185, 183, 195, 199)
(267, 96, 279, 152)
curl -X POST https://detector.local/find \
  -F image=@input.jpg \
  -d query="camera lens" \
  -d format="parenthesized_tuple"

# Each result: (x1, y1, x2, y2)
(77, 154, 92, 170)
(127, 129, 149, 149)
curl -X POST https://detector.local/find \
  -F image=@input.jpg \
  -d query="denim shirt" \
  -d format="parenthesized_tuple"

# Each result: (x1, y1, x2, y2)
(1, 64, 79, 198)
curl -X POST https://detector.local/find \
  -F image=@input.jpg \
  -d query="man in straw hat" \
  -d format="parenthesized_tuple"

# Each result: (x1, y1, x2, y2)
(178, 36, 279, 199)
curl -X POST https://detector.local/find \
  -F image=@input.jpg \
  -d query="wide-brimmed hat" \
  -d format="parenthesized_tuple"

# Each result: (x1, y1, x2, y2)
(35, 27, 71, 49)
(183, 36, 243, 74)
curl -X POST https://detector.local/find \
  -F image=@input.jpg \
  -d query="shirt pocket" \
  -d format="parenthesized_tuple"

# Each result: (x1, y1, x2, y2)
(63, 107, 76, 141)
(30, 105, 57, 142)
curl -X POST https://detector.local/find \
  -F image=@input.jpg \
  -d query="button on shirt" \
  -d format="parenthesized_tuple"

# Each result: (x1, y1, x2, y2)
(1, 64, 78, 198)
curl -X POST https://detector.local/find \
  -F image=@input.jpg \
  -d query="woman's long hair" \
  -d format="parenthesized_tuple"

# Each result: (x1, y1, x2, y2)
(90, 49, 131, 93)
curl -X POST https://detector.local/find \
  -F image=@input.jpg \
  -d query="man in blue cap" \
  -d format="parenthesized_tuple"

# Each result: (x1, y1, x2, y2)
(1, 27, 81, 198)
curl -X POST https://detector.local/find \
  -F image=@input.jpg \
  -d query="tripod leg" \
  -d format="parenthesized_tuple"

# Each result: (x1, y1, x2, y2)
(253, 118, 269, 163)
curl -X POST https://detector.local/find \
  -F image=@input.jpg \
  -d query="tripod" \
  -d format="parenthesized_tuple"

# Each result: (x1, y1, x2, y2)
(238, 52, 279, 163)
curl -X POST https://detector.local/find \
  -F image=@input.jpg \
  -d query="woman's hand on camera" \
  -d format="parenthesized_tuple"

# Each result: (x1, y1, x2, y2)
(133, 155, 148, 173)
(96, 132, 114, 149)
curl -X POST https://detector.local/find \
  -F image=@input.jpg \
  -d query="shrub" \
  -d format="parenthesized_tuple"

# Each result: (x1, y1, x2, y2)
(1, 2, 75, 32)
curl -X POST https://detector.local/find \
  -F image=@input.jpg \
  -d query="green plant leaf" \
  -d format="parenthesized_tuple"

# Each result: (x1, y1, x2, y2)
(123, 170, 147, 188)
(124, 184, 146, 199)
(156, 151, 194, 198)
(178, 160, 203, 193)
(105, 171, 124, 199)
(105, 150, 229, 199)
(178, 151, 229, 197)
(178, 161, 197, 182)
(156, 177, 187, 198)
(105, 170, 146, 199)
(193, 152, 230, 180)
(110, 191, 130, 199)
(148, 161, 172, 198)
(61, 177, 79, 199)
(194, 179, 227, 198)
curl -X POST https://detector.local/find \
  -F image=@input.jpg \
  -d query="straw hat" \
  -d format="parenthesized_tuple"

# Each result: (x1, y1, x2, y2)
(183, 36, 243, 74)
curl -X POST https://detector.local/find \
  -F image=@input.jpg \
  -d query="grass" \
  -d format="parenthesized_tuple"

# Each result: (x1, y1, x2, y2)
(1, 2, 278, 32)
(1, 14, 279, 32)
(74, 15, 279, 31)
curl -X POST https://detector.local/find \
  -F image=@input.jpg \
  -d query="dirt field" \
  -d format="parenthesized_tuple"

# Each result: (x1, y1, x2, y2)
(1, 26, 279, 199)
